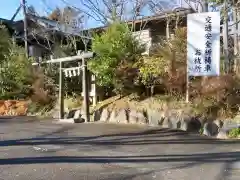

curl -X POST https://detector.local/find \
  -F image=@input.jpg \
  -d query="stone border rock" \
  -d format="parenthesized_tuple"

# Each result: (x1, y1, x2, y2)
(93, 107, 240, 139)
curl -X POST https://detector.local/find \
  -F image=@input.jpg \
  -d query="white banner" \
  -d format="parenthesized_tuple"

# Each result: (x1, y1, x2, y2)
(187, 12, 220, 76)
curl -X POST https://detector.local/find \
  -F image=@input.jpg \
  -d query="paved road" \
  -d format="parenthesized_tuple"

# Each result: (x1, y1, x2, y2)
(0, 117, 240, 180)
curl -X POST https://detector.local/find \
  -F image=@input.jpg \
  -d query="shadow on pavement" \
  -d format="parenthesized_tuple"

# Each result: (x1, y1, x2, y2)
(0, 124, 239, 179)
(0, 128, 239, 147)
(0, 150, 239, 180)
(0, 151, 239, 165)
(0, 116, 40, 123)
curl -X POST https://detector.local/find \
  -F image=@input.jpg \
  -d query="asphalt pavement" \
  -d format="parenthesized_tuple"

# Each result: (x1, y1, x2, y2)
(0, 116, 239, 180)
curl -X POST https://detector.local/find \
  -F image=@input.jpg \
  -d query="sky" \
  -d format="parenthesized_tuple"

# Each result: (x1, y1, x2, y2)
(0, 0, 107, 28)
(0, 0, 192, 28)
(0, 0, 66, 20)
(0, 0, 23, 20)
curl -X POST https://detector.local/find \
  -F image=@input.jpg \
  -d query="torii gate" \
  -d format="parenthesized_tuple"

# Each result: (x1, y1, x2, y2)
(32, 51, 95, 122)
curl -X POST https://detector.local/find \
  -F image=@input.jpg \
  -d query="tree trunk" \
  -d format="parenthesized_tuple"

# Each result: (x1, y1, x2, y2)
(166, 19, 170, 39)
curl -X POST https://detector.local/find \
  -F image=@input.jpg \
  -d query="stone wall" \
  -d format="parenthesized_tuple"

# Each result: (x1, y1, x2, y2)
(0, 100, 28, 116)
(93, 107, 239, 139)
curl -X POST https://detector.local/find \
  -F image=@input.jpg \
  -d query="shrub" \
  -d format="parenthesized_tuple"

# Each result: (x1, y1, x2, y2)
(88, 21, 145, 94)
(136, 27, 187, 96)
(137, 56, 168, 87)
(228, 128, 240, 138)
(30, 67, 57, 108)
(0, 43, 33, 99)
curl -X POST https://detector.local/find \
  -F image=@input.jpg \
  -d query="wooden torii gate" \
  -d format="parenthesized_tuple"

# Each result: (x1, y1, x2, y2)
(32, 51, 95, 122)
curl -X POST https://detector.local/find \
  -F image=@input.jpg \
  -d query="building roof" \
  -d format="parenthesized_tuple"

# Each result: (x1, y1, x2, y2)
(128, 8, 193, 24)
(1, 8, 193, 47)
(87, 8, 193, 32)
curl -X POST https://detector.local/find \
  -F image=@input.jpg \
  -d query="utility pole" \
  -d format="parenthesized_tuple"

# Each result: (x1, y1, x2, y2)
(223, 0, 229, 73)
(21, 0, 28, 57)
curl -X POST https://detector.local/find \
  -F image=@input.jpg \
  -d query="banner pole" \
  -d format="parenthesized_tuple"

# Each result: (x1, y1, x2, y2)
(186, 70, 189, 103)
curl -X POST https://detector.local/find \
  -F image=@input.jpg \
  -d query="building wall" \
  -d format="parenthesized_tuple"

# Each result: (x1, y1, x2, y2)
(29, 45, 43, 57)
(149, 21, 167, 44)
(132, 29, 152, 55)
(132, 19, 186, 55)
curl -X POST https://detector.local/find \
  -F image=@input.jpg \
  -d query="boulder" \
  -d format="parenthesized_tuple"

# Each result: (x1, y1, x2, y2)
(180, 118, 189, 131)
(129, 109, 147, 125)
(0, 104, 6, 115)
(180, 116, 201, 132)
(169, 115, 181, 129)
(136, 111, 147, 124)
(73, 110, 81, 120)
(93, 109, 102, 122)
(158, 117, 165, 126)
(147, 110, 163, 126)
(179, 115, 191, 131)
(115, 109, 128, 124)
(129, 109, 138, 124)
(99, 108, 110, 122)
(160, 110, 183, 129)
(74, 118, 85, 123)
(4, 100, 14, 109)
(214, 119, 224, 129)
(216, 129, 228, 139)
(203, 122, 219, 136)
(162, 118, 173, 128)
(109, 110, 117, 123)
(15, 105, 28, 116)
(66, 109, 77, 119)
(189, 117, 202, 132)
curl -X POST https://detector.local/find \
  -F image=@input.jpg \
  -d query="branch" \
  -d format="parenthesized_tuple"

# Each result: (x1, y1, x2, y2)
(60, 0, 107, 24)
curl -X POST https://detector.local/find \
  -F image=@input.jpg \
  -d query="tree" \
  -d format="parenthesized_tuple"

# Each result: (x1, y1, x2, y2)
(61, 0, 147, 25)
(48, 6, 82, 24)
(48, 7, 61, 21)
(0, 26, 58, 109)
(0, 28, 33, 99)
(0, 27, 11, 64)
(88, 21, 145, 94)
(137, 27, 187, 95)
(27, 5, 84, 56)
(27, 5, 37, 15)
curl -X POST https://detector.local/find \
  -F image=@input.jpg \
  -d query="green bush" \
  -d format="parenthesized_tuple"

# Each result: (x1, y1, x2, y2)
(88, 21, 145, 94)
(0, 27, 33, 99)
(228, 128, 240, 138)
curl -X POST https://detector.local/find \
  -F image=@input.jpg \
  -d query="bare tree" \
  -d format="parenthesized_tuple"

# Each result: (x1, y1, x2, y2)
(147, 0, 187, 39)
(60, 0, 148, 24)
(25, 3, 86, 57)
